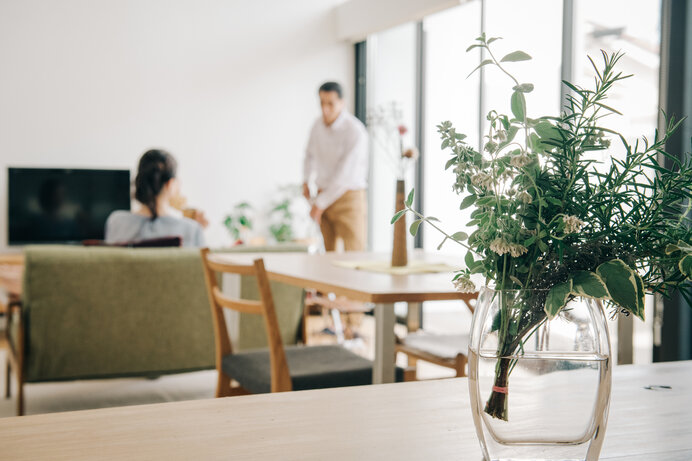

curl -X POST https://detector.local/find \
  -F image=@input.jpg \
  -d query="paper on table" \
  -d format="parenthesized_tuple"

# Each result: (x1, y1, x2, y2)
(332, 259, 460, 275)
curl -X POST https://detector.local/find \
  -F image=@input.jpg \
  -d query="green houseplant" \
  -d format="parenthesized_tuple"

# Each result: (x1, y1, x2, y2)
(395, 34, 692, 460)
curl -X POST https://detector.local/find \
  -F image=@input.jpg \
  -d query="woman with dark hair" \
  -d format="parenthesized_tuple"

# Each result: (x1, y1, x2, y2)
(105, 149, 206, 247)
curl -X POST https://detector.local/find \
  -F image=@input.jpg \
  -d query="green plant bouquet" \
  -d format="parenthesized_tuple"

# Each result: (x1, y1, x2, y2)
(395, 34, 692, 421)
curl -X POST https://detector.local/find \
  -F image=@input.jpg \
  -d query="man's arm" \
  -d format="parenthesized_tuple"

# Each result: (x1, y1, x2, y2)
(303, 125, 317, 200)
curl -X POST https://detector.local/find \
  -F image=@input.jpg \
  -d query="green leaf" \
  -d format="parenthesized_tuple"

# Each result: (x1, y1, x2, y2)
(538, 240, 548, 253)
(534, 122, 561, 142)
(511, 90, 526, 121)
(405, 188, 415, 207)
(665, 244, 680, 255)
(467, 59, 494, 78)
(571, 271, 609, 299)
(452, 231, 469, 241)
(426, 216, 440, 222)
(445, 158, 457, 170)
(487, 36, 502, 45)
(437, 237, 448, 251)
(596, 259, 644, 320)
(500, 50, 532, 62)
(409, 219, 422, 236)
(459, 195, 477, 210)
(545, 280, 573, 319)
(523, 235, 537, 246)
(513, 83, 534, 93)
(390, 209, 406, 224)
(680, 255, 692, 280)
(465, 251, 474, 268)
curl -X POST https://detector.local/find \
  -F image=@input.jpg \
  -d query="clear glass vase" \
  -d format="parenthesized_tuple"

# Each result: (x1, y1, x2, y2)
(468, 287, 612, 461)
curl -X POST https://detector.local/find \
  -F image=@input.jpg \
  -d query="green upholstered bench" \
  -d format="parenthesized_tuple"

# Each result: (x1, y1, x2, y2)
(6, 244, 306, 415)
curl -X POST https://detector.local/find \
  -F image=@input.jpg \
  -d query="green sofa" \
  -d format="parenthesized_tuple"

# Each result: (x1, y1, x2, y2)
(8, 244, 306, 414)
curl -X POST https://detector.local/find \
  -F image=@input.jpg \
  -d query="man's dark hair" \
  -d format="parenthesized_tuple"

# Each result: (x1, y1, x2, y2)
(318, 81, 343, 98)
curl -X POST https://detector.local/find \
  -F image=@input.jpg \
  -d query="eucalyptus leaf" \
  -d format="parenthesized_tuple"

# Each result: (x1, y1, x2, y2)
(513, 83, 534, 93)
(467, 59, 494, 78)
(409, 219, 422, 236)
(500, 50, 532, 62)
(511, 91, 526, 121)
(405, 188, 415, 207)
(390, 209, 406, 224)
(452, 231, 469, 241)
(460, 195, 477, 210)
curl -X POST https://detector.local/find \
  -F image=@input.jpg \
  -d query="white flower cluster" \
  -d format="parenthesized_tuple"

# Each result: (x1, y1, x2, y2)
(510, 151, 531, 168)
(490, 238, 529, 258)
(471, 172, 495, 189)
(453, 276, 476, 293)
(517, 191, 532, 204)
(563, 215, 585, 234)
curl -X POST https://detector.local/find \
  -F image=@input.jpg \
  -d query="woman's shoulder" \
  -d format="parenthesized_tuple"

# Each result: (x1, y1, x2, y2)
(106, 210, 141, 225)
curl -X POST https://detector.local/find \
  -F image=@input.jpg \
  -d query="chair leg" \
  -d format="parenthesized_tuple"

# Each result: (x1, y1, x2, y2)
(16, 374, 24, 416)
(216, 371, 232, 398)
(5, 360, 10, 399)
(455, 354, 468, 378)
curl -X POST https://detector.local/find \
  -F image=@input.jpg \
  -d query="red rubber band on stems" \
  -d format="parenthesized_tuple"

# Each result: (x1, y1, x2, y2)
(492, 386, 508, 394)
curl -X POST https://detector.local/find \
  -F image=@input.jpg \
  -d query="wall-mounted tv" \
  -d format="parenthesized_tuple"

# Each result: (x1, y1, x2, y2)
(8, 167, 131, 245)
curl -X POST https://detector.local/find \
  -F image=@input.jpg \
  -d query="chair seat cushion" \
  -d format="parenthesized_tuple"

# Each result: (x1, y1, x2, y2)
(222, 345, 402, 394)
(401, 332, 469, 360)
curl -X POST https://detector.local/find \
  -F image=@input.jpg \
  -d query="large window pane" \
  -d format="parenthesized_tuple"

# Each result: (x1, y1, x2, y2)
(483, 0, 563, 124)
(367, 23, 417, 252)
(422, 2, 482, 255)
(573, 0, 662, 365)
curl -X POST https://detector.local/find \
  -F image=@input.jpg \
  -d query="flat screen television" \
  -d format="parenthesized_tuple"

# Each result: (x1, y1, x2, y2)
(8, 167, 131, 245)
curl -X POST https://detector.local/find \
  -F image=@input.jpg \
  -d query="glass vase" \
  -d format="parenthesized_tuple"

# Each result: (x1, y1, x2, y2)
(468, 287, 612, 461)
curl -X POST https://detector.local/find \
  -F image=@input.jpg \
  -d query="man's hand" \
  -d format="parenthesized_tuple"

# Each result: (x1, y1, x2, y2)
(310, 205, 324, 224)
(302, 182, 311, 200)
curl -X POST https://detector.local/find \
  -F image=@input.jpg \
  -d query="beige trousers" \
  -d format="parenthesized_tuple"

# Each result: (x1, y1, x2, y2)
(319, 189, 367, 252)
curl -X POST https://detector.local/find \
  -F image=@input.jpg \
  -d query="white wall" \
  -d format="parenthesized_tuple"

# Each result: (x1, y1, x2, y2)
(0, 0, 353, 247)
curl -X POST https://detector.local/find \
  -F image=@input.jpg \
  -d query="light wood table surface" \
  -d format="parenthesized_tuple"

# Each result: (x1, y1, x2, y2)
(209, 251, 469, 384)
(0, 360, 688, 460)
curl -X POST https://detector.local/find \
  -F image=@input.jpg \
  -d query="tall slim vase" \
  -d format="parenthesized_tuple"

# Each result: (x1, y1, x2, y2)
(391, 179, 408, 267)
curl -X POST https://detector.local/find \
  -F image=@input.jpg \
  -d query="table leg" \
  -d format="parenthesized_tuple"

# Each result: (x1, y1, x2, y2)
(373, 303, 395, 384)
(406, 302, 422, 332)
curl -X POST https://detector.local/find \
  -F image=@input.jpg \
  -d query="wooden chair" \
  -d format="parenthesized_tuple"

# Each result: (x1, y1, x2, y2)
(200, 249, 401, 396)
(395, 293, 478, 379)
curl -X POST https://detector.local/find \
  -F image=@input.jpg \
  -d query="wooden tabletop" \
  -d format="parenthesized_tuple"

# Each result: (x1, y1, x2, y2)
(209, 251, 466, 303)
(0, 360, 689, 460)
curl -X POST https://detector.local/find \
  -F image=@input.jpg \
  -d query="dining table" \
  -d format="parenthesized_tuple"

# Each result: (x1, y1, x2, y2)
(209, 250, 472, 384)
(0, 360, 689, 460)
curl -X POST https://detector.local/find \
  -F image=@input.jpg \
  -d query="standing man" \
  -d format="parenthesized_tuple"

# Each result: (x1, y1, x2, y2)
(303, 81, 369, 251)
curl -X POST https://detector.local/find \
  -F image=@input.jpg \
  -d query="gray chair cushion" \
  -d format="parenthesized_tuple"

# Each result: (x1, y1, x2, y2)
(402, 332, 469, 360)
(222, 345, 403, 394)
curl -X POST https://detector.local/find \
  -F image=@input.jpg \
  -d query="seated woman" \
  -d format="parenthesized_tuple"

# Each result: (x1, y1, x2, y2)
(105, 149, 207, 247)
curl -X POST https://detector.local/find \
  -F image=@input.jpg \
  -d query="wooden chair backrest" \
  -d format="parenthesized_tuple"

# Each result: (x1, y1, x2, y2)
(200, 248, 292, 392)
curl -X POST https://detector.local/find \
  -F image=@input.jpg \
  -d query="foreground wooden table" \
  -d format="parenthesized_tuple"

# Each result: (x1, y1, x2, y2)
(209, 251, 471, 384)
(0, 361, 689, 460)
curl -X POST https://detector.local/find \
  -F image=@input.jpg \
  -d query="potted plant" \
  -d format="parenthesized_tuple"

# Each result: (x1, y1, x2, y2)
(396, 34, 692, 460)
(223, 202, 254, 245)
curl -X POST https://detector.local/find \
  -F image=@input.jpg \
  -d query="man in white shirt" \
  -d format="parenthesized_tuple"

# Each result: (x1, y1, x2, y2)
(303, 82, 369, 251)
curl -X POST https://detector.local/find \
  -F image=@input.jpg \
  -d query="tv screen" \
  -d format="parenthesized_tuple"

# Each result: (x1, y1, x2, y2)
(8, 168, 131, 245)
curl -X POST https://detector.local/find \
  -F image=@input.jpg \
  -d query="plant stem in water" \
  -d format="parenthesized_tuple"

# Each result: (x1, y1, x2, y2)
(485, 356, 511, 421)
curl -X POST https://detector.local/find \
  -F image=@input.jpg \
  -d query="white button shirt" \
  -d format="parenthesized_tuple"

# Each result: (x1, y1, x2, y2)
(303, 110, 369, 210)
